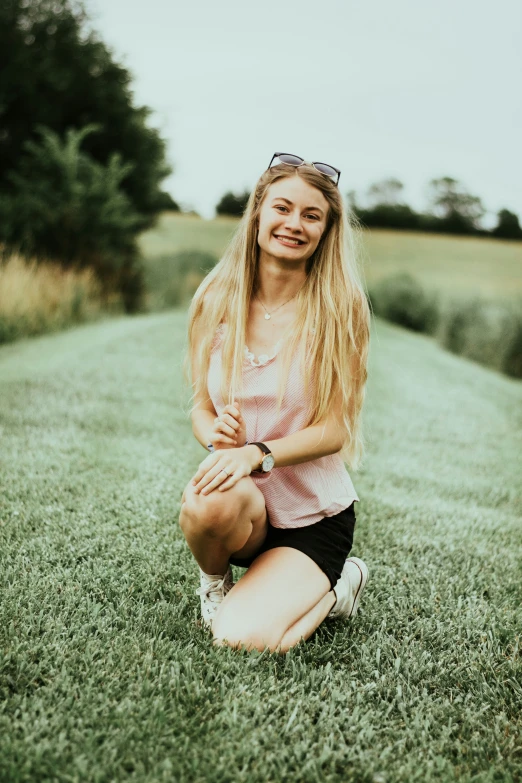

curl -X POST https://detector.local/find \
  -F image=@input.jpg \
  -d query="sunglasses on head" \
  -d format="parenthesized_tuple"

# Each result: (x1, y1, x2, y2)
(267, 152, 341, 186)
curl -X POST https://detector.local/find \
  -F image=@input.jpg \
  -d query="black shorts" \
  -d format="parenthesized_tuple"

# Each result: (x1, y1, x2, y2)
(229, 501, 357, 590)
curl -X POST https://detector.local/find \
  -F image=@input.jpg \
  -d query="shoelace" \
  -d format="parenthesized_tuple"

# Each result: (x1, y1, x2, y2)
(195, 575, 229, 604)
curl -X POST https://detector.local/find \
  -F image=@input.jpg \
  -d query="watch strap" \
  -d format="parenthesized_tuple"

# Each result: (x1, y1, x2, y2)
(250, 442, 272, 471)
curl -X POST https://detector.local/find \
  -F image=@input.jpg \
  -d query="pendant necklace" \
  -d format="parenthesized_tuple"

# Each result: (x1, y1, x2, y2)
(256, 284, 305, 321)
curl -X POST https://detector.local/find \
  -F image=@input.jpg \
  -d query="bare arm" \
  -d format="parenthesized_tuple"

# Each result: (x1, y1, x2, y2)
(191, 396, 346, 494)
(243, 387, 347, 471)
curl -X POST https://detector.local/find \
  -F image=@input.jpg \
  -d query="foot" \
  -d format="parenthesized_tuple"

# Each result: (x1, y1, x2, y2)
(328, 557, 369, 620)
(195, 565, 234, 628)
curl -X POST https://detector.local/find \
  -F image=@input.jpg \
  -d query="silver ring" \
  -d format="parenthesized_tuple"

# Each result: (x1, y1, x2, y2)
(221, 468, 229, 477)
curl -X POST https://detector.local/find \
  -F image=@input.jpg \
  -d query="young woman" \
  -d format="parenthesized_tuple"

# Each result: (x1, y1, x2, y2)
(179, 152, 371, 653)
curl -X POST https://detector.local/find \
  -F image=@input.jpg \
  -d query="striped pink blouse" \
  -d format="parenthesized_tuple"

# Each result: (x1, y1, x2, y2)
(207, 322, 359, 529)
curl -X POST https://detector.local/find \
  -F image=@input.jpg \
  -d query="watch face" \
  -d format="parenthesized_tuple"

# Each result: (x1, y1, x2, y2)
(262, 454, 275, 471)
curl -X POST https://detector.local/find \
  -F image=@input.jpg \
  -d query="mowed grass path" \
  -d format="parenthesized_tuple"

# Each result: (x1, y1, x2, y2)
(1, 311, 521, 783)
(139, 213, 522, 298)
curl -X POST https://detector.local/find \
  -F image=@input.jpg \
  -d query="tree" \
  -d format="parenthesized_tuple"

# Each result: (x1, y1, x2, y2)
(0, 0, 173, 231)
(216, 190, 250, 217)
(350, 180, 419, 230)
(491, 209, 522, 240)
(0, 124, 145, 311)
(426, 177, 485, 232)
(366, 178, 405, 207)
(156, 192, 181, 212)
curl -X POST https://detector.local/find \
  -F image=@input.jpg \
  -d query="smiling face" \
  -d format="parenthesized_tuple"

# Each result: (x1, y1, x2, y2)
(256, 175, 329, 265)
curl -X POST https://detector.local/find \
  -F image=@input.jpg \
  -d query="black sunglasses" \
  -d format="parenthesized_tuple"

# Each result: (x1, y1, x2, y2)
(267, 152, 341, 186)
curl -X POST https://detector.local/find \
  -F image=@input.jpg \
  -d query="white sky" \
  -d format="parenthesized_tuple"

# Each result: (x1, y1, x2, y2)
(87, 0, 522, 225)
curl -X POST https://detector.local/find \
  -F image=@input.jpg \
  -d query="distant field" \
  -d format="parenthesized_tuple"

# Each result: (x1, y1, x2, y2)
(139, 212, 522, 299)
(138, 212, 238, 260)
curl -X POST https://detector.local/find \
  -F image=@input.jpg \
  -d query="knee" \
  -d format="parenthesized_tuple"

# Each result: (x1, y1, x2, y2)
(179, 482, 242, 538)
(212, 608, 282, 653)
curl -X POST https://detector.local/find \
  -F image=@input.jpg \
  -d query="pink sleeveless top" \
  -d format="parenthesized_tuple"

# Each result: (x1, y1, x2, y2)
(207, 323, 359, 529)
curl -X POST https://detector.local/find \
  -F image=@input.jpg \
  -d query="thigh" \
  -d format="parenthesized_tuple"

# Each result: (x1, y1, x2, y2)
(212, 546, 331, 650)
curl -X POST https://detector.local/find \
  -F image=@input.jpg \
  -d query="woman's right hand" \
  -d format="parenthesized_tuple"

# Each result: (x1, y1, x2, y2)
(209, 399, 247, 450)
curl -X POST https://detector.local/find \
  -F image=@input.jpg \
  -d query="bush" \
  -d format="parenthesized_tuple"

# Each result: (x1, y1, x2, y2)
(368, 273, 440, 334)
(502, 309, 522, 377)
(438, 296, 522, 378)
(143, 250, 219, 311)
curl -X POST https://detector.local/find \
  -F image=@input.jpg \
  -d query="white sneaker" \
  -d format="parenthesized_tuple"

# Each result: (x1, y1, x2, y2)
(328, 557, 369, 620)
(195, 565, 234, 628)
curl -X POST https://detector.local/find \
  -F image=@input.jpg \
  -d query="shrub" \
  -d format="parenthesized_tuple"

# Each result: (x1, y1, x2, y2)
(502, 306, 522, 377)
(438, 296, 522, 378)
(368, 273, 440, 334)
(368, 272, 522, 380)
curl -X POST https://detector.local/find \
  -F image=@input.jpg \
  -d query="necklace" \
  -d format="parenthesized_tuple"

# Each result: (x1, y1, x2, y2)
(255, 284, 305, 320)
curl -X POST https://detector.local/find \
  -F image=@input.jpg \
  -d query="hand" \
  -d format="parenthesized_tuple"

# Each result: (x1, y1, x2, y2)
(209, 399, 247, 450)
(191, 445, 255, 495)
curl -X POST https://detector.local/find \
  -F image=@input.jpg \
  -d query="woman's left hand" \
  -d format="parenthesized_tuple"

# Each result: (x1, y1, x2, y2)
(191, 445, 256, 495)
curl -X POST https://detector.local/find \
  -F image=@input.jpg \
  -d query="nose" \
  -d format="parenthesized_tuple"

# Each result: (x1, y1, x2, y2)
(284, 210, 303, 233)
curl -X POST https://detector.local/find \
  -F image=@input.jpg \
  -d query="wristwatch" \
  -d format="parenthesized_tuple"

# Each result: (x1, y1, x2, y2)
(250, 442, 275, 473)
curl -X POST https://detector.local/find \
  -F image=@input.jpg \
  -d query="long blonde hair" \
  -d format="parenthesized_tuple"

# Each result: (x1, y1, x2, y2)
(182, 163, 371, 470)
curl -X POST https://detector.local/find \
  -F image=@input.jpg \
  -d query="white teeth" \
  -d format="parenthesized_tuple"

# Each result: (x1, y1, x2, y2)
(276, 236, 301, 244)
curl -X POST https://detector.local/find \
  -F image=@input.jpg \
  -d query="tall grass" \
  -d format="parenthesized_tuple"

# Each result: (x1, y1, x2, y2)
(0, 252, 111, 344)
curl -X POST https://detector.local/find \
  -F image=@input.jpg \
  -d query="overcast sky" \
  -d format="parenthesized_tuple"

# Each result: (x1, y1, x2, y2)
(87, 0, 521, 224)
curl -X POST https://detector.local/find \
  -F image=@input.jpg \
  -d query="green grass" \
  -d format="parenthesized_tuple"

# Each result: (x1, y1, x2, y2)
(139, 213, 522, 299)
(138, 212, 238, 260)
(1, 311, 521, 782)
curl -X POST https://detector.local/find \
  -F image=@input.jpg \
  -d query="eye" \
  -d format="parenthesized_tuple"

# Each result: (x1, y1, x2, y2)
(275, 205, 319, 220)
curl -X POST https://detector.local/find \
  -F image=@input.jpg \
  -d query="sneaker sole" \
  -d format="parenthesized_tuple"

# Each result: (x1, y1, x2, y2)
(346, 557, 369, 618)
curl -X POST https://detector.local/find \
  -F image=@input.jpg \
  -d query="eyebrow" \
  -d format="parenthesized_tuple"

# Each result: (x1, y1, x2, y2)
(271, 197, 324, 216)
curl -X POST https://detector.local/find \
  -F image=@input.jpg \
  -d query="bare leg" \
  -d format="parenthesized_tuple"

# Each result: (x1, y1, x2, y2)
(212, 547, 334, 652)
(179, 477, 268, 576)
(277, 590, 336, 652)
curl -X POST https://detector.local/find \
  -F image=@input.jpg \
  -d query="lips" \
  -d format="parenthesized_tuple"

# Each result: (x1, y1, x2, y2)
(274, 234, 306, 246)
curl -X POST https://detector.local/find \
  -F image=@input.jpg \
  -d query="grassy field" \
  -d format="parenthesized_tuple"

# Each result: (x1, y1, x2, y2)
(139, 212, 522, 299)
(1, 311, 521, 782)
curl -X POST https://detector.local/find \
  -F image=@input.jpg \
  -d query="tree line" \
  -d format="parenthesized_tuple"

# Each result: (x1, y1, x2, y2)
(215, 177, 522, 240)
